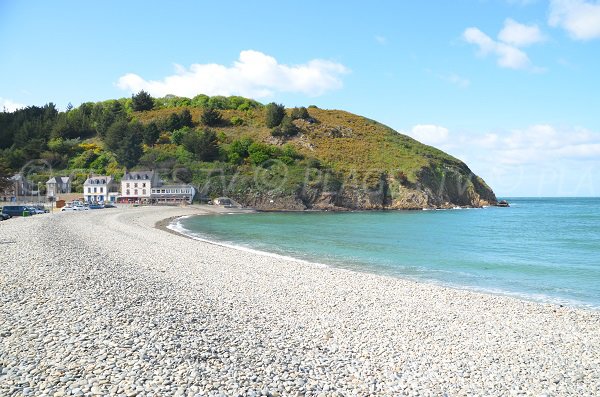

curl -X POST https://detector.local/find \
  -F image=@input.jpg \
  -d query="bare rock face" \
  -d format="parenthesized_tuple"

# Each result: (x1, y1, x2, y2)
(235, 162, 496, 211)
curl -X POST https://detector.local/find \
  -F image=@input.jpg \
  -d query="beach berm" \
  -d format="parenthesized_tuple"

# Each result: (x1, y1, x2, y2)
(1, 206, 599, 396)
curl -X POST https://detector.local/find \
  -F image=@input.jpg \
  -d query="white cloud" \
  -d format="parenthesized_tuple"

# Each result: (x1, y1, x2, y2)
(403, 122, 600, 196)
(0, 98, 25, 112)
(375, 35, 387, 45)
(549, 0, 600, 40)
(117, 50, 350, 99)
(409, 124, 450, 146)
(505, 0, 539, 5)
(498, 18, 545, 46)
(490, 124, 600, 164)
(444, 73, 471, 88)
(463, 27, 533, 70)
(406, 123, 600, 166)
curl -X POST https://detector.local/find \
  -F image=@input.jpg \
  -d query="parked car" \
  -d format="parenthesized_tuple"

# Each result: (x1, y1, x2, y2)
(61, 206, 75, 212)
(89, 203, 104, 209)
(1, 205, 33, 217)
(103, 203, 116, 208)
(30, 206, 46, 215)
(34, 205, 49, 213)
(25, 206, 40, 215)
(0, 212, 11, 221)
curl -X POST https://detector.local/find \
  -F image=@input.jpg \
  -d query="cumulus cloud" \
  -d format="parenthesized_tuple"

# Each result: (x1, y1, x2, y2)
(405, 122, 600, 195)
(409, 124, 450, 146)
(0, 98, 25, 112)
(406, 123, 600, 165)
(481, 124, 600, 164)
(549, 0, 600, 40)
(117, 50, 350, 99)
(463, 27, 532, 70)
(463, 18, 546, 70)
(498, 18, 546, 46)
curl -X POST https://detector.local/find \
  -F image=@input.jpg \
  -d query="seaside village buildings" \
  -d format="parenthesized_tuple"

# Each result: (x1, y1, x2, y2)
(46, 176, 71, 200)
(119, 170, 196, 204)
(4, 170, 195, 205)
(83, 175, 119, 203)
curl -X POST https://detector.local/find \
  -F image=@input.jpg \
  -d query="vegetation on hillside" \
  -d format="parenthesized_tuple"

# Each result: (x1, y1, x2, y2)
(0, 91, 496, 209)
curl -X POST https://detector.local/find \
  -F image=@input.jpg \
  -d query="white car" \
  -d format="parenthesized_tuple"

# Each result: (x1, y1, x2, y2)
(61, 205, 88, 211)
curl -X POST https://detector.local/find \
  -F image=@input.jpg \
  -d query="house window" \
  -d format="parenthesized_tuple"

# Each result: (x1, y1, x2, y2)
(93, 187, 97, 193)
(99, 187, 104, 192)
(134, 183, 138, 188)
(142, 189, 146, 195)
(126, 183, 130, 188)
(134, 189, 138, 195)
(126, 189, 130, 195)
(142, 183, 146, 188)
(87, 187, 91, 193)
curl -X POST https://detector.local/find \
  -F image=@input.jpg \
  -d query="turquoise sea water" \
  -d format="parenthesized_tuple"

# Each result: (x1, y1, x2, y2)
(176, 198, 600, 309)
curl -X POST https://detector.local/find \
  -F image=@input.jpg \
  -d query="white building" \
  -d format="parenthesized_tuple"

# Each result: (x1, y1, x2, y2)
(119, 170, 159, 204)
(83, 175, 118, 203)
(151, 185, 196, 204)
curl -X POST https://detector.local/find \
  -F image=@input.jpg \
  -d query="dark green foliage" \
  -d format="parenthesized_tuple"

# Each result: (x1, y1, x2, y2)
(51, 108, 94, 140)
(179, 109, 193, 128)
(160, 109, 193, 131)
(104, 120, 143, 168)
(0, 158, 13, 192)
(96, 100, 126, 137)
(131, 90, 154, 111)
(182, 129, 220, 162)
(271, 116, 298, 137)
(165, 113, 181, 132)
(173, 167, 193, 183)
(115, 122, 143, 168)
(200, 107, 223, 127)
(265, 103, 285, 128)
(143, 122, 160, 146)
(291, 107, 310, 120)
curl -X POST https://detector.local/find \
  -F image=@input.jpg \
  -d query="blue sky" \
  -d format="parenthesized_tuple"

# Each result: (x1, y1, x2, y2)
(1, 0, 599, 196)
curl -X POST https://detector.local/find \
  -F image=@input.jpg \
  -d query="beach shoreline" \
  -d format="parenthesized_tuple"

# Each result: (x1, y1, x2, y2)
(1, 206, 599, 396)
(158, 207, 599, 311)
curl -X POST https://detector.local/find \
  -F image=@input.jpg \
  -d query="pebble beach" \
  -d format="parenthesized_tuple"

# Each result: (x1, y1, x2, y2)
(1, 206, 599, 396)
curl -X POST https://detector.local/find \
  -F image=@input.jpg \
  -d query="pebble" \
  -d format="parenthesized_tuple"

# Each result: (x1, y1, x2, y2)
(0, 206, 599, 396)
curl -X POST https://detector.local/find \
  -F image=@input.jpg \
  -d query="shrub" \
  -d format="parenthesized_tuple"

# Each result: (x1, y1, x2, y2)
(248, 142, 273, 165)
(171, 126, 191, 145)
(182, 129, 220, 162)
(201, 107, 223, 127)
(271, 116, 298, 137)
(230, 116, 244, 126)
(131, 90, 154, 111)
(290, 107, 310, 120)
(265, 103, 285, 128)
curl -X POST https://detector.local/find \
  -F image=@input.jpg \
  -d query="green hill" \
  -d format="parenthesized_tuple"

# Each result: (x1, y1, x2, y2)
(0, 94, 496, 209)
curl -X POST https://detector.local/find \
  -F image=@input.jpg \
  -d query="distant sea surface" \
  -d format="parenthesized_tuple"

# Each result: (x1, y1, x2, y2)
(176, 198, 600, 309)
